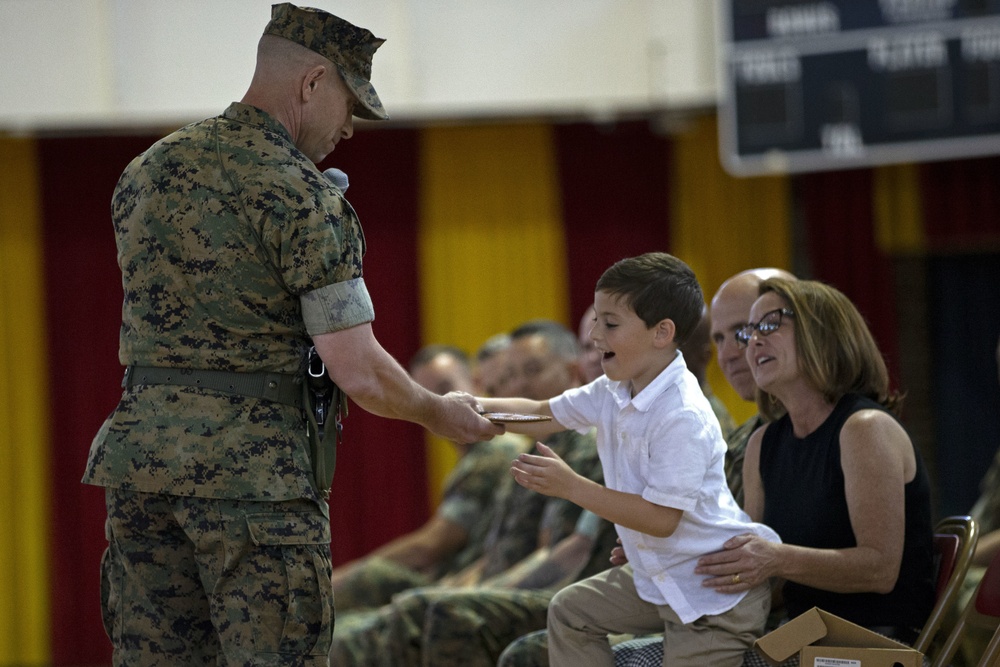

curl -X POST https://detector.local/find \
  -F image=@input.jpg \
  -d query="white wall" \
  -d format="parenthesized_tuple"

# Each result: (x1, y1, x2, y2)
(0, 0, 720, 132)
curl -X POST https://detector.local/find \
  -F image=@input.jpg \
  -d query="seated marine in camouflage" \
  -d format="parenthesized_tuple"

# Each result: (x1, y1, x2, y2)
(331, 344, 526, 612)
(330, 320, 618, 666)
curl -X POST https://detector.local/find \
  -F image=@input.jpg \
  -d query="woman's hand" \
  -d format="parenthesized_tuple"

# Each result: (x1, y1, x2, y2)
(695, 533, 780, 592)
(610, 537, 628, 566)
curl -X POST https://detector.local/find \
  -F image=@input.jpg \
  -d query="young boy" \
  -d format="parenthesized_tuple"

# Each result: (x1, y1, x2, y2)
(479, 252, 780, 666)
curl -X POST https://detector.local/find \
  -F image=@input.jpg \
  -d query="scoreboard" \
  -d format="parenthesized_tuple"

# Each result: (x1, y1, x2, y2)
(719, 0, 1000, 175)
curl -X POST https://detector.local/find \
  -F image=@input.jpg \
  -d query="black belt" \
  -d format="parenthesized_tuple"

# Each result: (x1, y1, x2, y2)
(123, 365, 303, 410)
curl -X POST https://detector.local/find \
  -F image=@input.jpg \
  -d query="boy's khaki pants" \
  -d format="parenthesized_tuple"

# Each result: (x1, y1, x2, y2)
(547, 564, 771, 667)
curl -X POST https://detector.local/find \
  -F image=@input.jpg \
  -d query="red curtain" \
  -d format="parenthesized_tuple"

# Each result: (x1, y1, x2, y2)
(796, 169, 902, 388)
(39, 135, 161, 667)
(318, 128, 428, 566)
(555, 121, 672, 323)
(921, 156, 1000, 250)
(918, 156, 1000, 516)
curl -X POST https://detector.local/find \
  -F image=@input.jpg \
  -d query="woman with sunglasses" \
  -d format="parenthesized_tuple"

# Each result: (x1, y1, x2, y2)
(695, 277, 935, 649)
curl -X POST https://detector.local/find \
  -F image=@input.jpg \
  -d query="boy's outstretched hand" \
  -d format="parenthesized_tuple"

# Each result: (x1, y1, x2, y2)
(510, 441, 581, 500)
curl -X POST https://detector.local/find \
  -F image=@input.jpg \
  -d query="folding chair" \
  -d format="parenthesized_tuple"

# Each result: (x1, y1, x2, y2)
(931, 542, 1000, 667)
(914, 515, 980, 655)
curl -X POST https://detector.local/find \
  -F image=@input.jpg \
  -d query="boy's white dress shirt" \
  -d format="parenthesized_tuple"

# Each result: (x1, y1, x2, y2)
(550, 351, 780, 623)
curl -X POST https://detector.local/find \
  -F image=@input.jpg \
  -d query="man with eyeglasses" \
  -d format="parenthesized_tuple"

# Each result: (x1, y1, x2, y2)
(707, 269, 797, 507)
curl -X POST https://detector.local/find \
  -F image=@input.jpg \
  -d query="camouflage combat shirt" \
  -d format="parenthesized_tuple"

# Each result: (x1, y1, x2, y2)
(479, 428, 601, 579)
(432, 434, 528, 577)
(82, 102, 374, 508)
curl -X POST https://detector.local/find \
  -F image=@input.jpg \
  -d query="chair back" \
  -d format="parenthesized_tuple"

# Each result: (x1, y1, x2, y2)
(978, 552, 1000, 618)
(934, 533, 960, 599)
(932, 541, 1000, 667)
(914, 516, 979, 655)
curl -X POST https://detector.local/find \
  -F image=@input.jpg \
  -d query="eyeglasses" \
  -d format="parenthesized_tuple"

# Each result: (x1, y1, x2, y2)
(735, 308, 794, 348)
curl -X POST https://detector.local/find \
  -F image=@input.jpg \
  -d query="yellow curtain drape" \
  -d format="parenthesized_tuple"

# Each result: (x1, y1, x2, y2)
(670, 115, 792, 425)
(417, 123, 568, 504)
(873, 163, 925, 254)
(0, 136, 52, 665)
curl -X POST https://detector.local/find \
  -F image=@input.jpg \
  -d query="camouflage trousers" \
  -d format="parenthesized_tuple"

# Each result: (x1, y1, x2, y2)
(498, 628, 549, 666)
(329, 586, 554, 667)
(498, 629, 651, 666)
(100, 488, 333, 666)
(332, 555, 431, 612)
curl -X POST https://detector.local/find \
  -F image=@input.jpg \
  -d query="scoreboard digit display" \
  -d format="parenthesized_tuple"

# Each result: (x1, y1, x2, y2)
(719, 0, 1000, 175)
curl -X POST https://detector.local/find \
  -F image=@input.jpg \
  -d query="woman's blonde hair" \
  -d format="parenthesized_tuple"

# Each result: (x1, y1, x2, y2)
(755, 277, 901, 421)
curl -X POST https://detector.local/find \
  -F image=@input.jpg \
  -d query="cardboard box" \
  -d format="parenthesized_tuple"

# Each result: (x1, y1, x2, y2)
(753, 607, 923, 667)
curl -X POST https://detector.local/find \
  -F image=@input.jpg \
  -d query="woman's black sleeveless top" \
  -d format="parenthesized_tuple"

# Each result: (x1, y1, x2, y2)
(760, 393, 935, 633)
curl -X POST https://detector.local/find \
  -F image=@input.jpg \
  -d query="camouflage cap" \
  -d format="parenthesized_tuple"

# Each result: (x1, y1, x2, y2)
(264, 3, 388, 121)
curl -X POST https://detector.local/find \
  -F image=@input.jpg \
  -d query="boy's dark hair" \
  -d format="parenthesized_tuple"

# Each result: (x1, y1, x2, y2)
(408, 344, 470, 373)
(595, 252, 704, 345)
(509, 319, 580, 361)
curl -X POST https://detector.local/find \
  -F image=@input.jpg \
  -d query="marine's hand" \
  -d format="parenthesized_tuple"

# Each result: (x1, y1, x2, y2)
(427, 391, 504, 444)
(510, 441, 578, 500)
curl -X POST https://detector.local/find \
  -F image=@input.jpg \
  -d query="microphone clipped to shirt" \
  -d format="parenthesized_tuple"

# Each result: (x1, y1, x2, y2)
(322, 168, 349, 192)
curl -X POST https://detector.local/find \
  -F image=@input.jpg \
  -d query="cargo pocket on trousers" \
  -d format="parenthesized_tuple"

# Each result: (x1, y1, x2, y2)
(246, 511, 334, 658)
(100, 520, 123, 644)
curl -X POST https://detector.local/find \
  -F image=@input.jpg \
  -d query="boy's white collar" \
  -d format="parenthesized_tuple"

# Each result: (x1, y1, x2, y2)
(608, 351, 685, 412)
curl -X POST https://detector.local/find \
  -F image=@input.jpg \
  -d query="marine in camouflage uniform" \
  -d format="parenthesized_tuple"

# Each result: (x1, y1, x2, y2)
(723, 414, 763, 510)
(82, 4, 396, 665)
(328, 428, 611, 666)
(332, 434, 527, 611)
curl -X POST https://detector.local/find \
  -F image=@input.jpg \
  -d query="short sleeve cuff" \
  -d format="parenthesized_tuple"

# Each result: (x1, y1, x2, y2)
(573, 510, 604, 539)
(436, 498, 478, 532)
(549, 395, 589, 434)
(300, 278, 375, 335)
(642, 488, 697, 512)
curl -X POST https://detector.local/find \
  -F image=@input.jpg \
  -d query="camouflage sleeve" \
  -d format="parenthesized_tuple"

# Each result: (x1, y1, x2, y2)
(300, 278, 375, 336)
(258, 168, 367, 297)
(578, 515, 620, 580)
(436, 438, 523, 532)
(724, 415, 761, 509)
(709, 393, 737, 439)
(538, 429, 602, 546)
